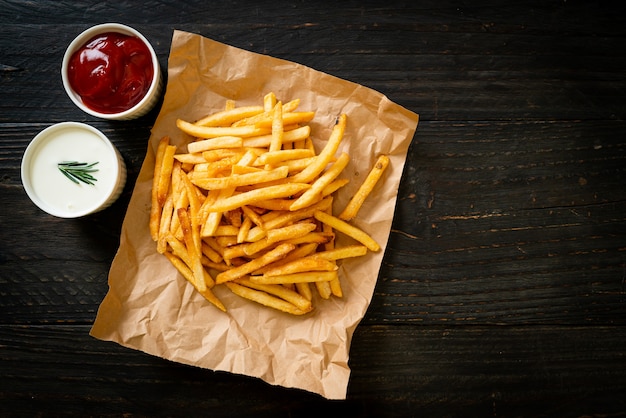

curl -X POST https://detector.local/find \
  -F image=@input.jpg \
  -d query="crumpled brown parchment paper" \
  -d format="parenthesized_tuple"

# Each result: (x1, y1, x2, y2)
(90, 30, 418, 400)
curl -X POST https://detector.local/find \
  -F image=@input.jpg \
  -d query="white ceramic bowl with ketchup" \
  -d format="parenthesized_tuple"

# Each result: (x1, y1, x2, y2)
(62, 23, 163, 120)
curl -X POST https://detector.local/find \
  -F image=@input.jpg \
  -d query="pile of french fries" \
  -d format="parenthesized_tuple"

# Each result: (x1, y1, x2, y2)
(149, 92, 389, 315)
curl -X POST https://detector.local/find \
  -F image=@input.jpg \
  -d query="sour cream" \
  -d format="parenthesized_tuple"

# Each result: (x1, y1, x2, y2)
(21, 122, 126, 218)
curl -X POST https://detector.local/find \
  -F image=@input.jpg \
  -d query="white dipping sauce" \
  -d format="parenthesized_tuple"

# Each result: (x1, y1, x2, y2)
(22, 122, 126, 218)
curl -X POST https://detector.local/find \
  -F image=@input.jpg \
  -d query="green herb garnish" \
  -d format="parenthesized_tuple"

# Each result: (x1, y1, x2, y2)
(57, 161, 99, 185)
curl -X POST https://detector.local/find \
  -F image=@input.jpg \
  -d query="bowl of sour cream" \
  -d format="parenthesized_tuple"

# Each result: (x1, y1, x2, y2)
(61, 23, 163, 120)
(21, 122, 127, 218)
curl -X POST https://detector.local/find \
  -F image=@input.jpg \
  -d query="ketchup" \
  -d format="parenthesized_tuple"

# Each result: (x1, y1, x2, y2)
(68, 32, 154, 114)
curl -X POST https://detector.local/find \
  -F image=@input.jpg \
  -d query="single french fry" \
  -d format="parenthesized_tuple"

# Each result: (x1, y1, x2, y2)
(163, 249, 194, 282)
(269, 101, 283, 153)
(181, 171, 203, 227)
(223, 233, 276, 260)
(205, 183, 311, 213)
(253, 242, 319, 275)
(241, 205, 265, 230)
(225, 282, 311, 315)
(229, 95, 297, 127)
(215, 243, 296, 284)
(289, 152, 350, 211)
(282, 98, 300, 113)
(315, 244, 368, 261)
(165, 233, 191, 266)
(215, 236, 238, 249)
(202, 236, 225, 259)
(196, 285, 227, 312)
(230, 165, 263, 175)
(180, 162, 195, 172)
(264, 92, 276, 111)
(242, 125, 310, 148)
(304, 137, 315, 153)
(315, 281, 332, 300)
(237, 216, 253, 243)
(338, 154, 390, 221)
(234, 277, 312, 312)
(173, 153, 206, 165)
(248, 198, 295, 211)
(194, 155, 244, 179)
(189, 162, 209, 174)
(177, 118, 271, 139)
(232, 111, 271, 128)
(213, 225, 240, 236)
(200, 148, 245, 163)
(201, 186, 235, 237)
(224, 99, 236, 111)
(201, 258, 230, 272)
(197, 188, 220, 228)
(314, 210, 380, 251)
(237, 148, 262, 166)
(253, 149, 315, 166)
(322, 178, 350, 197)
(167, 234, 218, 292)
(274, 156, 319, 174)
(191, 166, 289, 190)
(296, 282, 313, 301)
(250, 270, 338, 285)
(187, 136, 244, 153)
(150, 137, 169, 241)
(157, 144, 177, 206)
(221, 245, 247, 263)
(289, 114, 347, 184)
(157, 192, 174, 254)
(169, 162, 188, 239)
(266, 222, 318, 245)
(230, 228, 310, 262)
(225, 228, 319, 265)
(321, 205, 342, 297)
(261, 255, 337, 277)
(178, 207, 208, 291)
(194, 105, 264, 127)
(255, 111, 316, 128)
(245, 196, 332, 242)
(164, 252, 225, 312)
(201, 240, 223, 264)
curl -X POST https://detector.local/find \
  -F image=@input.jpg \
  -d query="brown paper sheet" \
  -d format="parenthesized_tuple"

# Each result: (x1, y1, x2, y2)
(90, 30, 418, 400)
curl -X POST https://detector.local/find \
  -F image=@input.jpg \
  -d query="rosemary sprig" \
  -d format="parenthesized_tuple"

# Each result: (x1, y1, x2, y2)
(57, 161, 99, 185)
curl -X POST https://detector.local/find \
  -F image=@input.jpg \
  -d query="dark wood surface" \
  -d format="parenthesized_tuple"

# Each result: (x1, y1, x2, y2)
(2, 1, 625, 416)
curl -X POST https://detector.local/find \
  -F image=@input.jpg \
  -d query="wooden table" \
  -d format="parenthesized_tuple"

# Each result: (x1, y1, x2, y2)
(2, 1, 625, 416)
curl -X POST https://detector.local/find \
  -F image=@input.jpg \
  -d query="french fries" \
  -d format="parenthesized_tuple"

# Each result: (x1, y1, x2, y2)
(149, 93, 390, 315)
(338, 154, 390, 221)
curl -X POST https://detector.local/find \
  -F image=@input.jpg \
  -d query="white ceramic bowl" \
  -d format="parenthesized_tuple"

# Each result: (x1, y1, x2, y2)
(61, 23, 163, 120)
(21, 122, 127, 218)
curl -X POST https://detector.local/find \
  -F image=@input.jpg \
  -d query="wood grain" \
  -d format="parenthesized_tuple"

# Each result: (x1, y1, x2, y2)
(1, 324, 625, 417)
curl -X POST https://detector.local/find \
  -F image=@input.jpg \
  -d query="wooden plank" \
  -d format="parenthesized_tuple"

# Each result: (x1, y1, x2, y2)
(1, 1, 623, 35)
(2, 19, 625, 122)
(0, 324, 625, 417)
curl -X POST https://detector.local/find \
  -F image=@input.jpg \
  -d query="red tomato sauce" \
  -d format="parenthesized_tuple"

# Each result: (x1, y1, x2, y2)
(67, 32, 154, 114)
